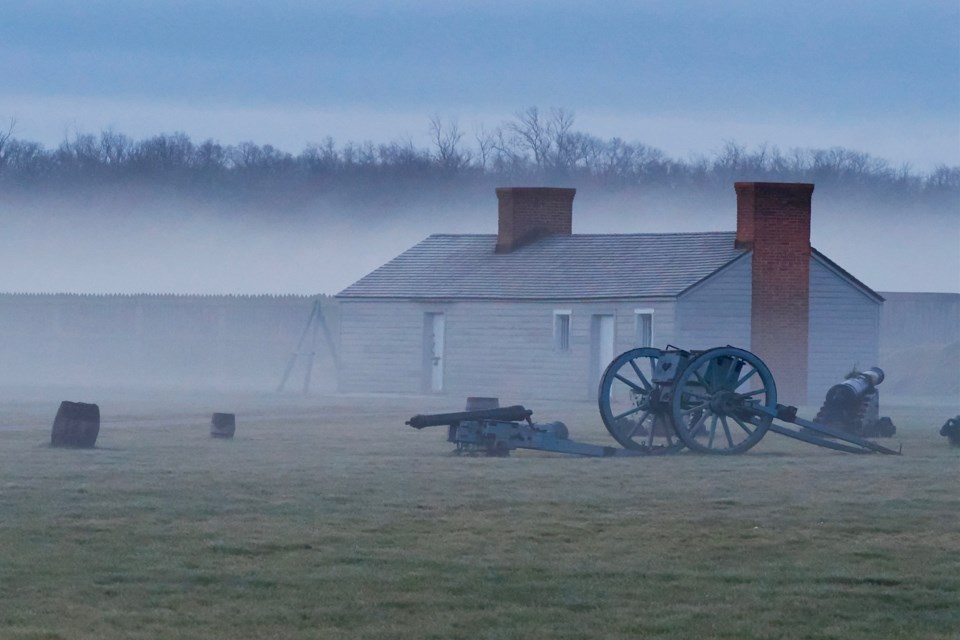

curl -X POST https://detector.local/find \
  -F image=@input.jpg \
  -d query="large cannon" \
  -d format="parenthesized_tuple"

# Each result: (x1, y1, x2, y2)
(597, 346, 900, 455)
(814, 368, 895, 437)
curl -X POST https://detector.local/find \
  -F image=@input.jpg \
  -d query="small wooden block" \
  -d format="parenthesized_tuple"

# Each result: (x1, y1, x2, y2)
(211, 413, 236, 438)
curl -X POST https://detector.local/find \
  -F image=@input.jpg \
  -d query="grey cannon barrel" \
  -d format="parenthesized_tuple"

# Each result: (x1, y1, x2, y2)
(824, 367, 884, 406)
(814, 366, 896, 438)
(406, 405, 534, 429)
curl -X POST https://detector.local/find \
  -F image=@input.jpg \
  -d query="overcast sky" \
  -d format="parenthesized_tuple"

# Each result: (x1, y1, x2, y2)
(1, 0, 958, 170)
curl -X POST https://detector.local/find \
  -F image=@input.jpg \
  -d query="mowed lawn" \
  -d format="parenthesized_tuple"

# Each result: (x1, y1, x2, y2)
(0, 390, 957, 640)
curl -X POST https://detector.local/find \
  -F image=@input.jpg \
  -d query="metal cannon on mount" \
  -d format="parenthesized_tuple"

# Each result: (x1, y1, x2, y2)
(406, 405, 645, 457)
(941, 416, 960, 446)
(813, 368, 895, 438)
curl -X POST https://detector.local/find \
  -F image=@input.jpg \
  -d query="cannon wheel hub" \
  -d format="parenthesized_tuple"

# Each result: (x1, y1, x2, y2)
(709, 390, 740, 415)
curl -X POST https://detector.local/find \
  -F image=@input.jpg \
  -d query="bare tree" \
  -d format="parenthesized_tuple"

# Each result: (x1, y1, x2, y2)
(195, 139, 228, 173)
(99, 130, 132, 167)
(927, 164, 960, 190)
(56, 132, 101, 173)
(301, 137, 339, 174)
(507, 106, 551, 168)
(377, 139, 432, 176)
(131, 132, 195, 172)
(504, 107, 584, 175)
(429, 116, 470, 171)
(473, 122, 495, 172)
(0, 118, 15, 171)
(490, 125, 527, 173)
(546, 107, 577, 172)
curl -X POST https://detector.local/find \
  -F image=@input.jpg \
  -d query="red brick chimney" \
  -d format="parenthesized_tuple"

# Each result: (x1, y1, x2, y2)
(495, 187, 576, 253)
(734, 182, 814, 403)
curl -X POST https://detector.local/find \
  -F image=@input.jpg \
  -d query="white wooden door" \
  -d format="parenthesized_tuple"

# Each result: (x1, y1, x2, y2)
(429, 313, 445, 392)
(597, 314, 615, 379)
(590, 314, 616, 396)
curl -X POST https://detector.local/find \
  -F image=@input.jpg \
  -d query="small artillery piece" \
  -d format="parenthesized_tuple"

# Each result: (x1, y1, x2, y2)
(941, 416, 960, 446)
(813, 368, 895, 438)
(598, 346, 900, 455)
(406, 405, 645, 457)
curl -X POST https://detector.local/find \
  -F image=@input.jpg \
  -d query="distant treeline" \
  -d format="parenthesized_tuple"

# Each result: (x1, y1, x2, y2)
(0, 108, 957, 209)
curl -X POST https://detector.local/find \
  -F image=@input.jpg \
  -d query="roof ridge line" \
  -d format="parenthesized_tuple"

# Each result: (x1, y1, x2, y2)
(424, 231, 737, 237)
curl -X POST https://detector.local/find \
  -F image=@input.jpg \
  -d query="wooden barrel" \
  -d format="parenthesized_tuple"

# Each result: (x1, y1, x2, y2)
(211, 413, 236, 438)
(51, 401, 100, 448)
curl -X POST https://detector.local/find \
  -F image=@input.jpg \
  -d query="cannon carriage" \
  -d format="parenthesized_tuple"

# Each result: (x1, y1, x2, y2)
(598, 345, 899, 455)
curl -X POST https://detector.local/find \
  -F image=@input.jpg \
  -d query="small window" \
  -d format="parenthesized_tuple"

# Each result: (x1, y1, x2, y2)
(553, 310, 571, 352)
(634, 309, 654, 348)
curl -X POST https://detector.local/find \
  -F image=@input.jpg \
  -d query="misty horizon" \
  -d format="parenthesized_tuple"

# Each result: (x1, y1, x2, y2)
(2, 189, 957, 296)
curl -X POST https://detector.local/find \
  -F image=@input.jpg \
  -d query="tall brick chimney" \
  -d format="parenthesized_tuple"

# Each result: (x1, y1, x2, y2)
(734, 182, 814, 403)
(495, 187, 576, 253)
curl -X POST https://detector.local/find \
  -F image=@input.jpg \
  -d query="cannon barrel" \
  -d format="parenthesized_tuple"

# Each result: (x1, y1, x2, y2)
(406, 405, 533, 429)
(825, 367, 884, 405)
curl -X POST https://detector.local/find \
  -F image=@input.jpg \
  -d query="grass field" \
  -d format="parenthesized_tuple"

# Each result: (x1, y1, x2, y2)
(1, 389, 958, 639)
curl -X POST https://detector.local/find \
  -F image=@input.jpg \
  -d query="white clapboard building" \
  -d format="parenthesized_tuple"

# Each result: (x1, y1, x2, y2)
(336, 183, 882, 404)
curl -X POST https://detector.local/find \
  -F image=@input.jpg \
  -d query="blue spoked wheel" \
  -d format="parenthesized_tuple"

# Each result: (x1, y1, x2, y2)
(670, 347, 777, 454)
(598, 347, 684, 454)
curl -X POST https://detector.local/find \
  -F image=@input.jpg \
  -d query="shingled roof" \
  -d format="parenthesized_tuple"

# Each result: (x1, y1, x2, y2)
(337, 232, 747, 300)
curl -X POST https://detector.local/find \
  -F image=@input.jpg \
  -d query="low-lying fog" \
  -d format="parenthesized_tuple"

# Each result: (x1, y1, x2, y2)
(1, 188, 957, 295)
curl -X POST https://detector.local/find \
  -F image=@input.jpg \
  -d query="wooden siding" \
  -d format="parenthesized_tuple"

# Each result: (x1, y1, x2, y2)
(808, 256, 881, 401)
(337, 301, 427, 394)
(339, 251, 882, 405)
(675, 254, 752, 351)
(337, 299, 677, 401)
